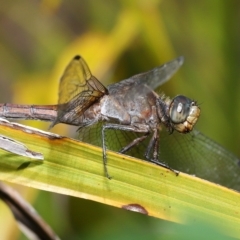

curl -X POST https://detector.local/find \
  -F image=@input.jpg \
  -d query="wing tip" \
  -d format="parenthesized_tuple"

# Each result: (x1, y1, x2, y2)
(74, 55, 81, 60)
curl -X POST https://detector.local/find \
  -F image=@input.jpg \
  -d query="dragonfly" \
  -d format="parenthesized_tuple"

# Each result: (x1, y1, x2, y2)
(0, 56, 240, 190)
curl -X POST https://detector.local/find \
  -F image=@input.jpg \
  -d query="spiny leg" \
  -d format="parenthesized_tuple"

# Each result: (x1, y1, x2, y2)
(119, 132, 150, 154)
(145, 129, 178, 175)
(153, 128, 159, 160)
(101, 123, 149, 179)
(101, 125, 113, 179)
(144, 129, 157, 160)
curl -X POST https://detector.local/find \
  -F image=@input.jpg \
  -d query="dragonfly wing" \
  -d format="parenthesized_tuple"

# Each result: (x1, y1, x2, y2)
(109, 56, 184, 93)
(132, 56, 184, 90)
(158, 129, 240, 191)
(52, 56, 108, 126)
(79, 123, 240, 191)
(58, 56, 107, 104)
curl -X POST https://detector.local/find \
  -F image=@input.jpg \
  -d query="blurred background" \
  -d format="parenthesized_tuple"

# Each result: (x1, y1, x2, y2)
(0, 0, 240, 239)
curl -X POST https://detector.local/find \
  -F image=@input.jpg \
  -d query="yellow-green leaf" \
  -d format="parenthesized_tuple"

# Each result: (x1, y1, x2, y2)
(0, 119, 240, 238)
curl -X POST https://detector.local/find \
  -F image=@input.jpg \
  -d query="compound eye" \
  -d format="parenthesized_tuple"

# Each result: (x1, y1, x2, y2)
(169, 95, 192, 123)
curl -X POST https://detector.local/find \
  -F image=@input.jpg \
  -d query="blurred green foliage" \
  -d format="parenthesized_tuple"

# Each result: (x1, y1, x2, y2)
(0, 0, 240, 239)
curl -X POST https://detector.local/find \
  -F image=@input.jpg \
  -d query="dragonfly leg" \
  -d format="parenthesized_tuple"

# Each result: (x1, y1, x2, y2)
(101, 125, 111, 179)
(102, 123, 149, 179)
(119, 132, 150, 154)
(145, 129, 179, 175)
(144, 129, 158, 160)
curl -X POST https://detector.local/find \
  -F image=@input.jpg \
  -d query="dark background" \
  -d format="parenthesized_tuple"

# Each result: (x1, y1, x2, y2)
(0, 0, 239, 239)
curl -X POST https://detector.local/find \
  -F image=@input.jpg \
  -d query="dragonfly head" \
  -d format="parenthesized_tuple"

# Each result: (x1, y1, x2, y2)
(168, 95, 200, 133)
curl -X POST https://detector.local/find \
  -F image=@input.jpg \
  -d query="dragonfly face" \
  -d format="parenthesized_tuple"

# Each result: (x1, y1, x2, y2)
(167, 95, 200, 133)
(51, 55, 200, 178)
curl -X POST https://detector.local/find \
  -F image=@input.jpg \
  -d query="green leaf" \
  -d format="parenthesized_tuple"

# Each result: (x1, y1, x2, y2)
(0, 119, 240, 238)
